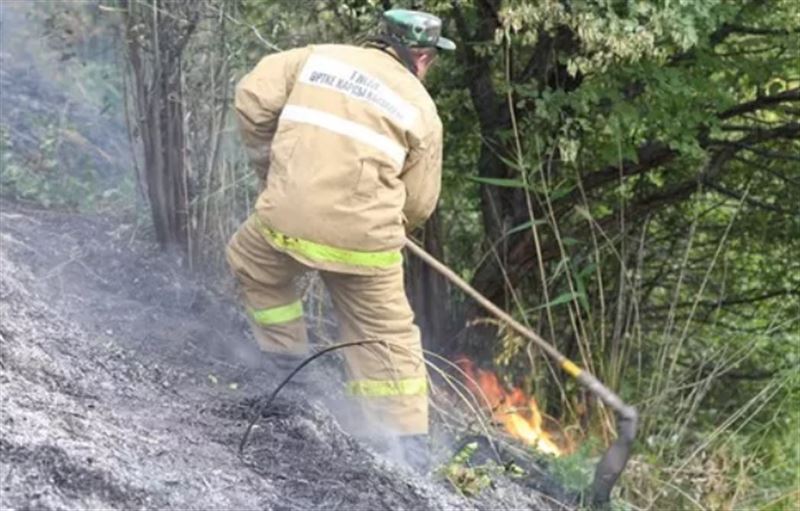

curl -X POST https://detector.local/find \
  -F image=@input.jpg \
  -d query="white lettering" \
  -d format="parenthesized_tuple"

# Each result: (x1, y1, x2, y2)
(298, 55, 418, 128)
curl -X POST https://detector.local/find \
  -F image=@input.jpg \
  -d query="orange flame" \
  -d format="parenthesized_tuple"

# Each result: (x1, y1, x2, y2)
(458, 358, 562, 456)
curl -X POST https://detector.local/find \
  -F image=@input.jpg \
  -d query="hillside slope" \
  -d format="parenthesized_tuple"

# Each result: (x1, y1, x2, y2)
(0, 204, 560, 510)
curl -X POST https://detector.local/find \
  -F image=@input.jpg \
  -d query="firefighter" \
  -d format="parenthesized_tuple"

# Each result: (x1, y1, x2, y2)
(226, 9, 454, 466)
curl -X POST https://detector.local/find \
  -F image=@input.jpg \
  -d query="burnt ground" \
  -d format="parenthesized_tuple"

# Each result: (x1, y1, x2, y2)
(0, 203, 567, 510)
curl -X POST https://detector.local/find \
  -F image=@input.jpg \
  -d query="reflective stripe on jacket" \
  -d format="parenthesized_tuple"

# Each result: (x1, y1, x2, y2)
(235, 44, 443, 274)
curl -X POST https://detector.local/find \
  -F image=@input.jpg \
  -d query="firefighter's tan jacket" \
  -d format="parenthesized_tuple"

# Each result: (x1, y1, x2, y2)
(234, 44, 443, 275)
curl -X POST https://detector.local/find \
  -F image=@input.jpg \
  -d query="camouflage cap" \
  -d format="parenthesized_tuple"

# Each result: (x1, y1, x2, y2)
(383, 9, 456, 51)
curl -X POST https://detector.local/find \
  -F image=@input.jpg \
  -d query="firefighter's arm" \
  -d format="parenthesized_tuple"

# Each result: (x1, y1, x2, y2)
(400, 118, 443, 230)
(234, 47, 310, 180)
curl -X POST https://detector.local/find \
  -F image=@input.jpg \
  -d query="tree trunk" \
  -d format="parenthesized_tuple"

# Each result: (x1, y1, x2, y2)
(405, 210, 453, 352)
(120, 0, 195, 254)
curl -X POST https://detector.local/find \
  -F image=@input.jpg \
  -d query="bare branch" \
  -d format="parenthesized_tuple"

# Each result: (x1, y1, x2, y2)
(205, 3, 282, 52)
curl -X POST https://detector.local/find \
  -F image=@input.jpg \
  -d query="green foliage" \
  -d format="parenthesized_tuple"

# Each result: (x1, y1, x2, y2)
(0, 124, 132, 212)
(440, 442, 495, 496)
(545, 440, 598, 494)
(421, 0, 799, 508)
(439, 441, 532, 497)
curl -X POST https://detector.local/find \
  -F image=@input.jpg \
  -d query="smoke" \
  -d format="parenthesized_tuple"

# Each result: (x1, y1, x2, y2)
(230, 275, 433, 472)
(0, 1, 132, 198)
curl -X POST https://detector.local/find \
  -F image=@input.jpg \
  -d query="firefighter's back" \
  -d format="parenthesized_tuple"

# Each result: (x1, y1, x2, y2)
(253, 44, 439, 261)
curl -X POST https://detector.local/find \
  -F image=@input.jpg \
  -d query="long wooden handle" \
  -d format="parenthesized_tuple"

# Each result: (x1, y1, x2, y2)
(407, 237, 638, 506)
(403, 237, 635, 419)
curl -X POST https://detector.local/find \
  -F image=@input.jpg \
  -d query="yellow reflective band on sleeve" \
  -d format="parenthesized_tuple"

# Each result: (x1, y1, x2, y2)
(561, 359, 583, 378)
(346, 378, 428, 397)
(254, 216, 402, 268)
(250, 300, 303, 326)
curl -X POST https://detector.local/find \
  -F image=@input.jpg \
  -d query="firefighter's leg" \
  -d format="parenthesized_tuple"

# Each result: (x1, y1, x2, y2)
(320, 266, 428, 436)
(226, 216, 309, 356)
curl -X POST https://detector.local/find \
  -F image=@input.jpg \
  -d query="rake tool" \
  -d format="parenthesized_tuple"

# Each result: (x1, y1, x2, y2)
(405, 238, 637, 508)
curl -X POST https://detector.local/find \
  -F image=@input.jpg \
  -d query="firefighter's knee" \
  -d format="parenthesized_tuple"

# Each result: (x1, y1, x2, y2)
(246, 309, 309, 356)
(227, 220, 310, 356)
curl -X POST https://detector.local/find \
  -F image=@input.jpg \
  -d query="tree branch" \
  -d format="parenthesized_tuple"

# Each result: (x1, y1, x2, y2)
(709, 122, 800, 148)
(701, 180, 790, 214)
(718, 88, 800, 120)
(558, 115, 797, 207)
(643, 288, 800, 313)
(732, 155, 800, 186)
(467, 127, 760, 309)
(516, 25, 579, 87)
(724, 24, 800, 36)
(736, 144, 800, 162)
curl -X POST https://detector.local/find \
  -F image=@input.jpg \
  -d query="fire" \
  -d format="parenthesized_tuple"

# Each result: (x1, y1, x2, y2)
(458, 359, 562, 456)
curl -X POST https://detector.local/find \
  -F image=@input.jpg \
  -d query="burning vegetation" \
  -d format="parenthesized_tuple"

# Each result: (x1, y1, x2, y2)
(458, 358, 565, 457)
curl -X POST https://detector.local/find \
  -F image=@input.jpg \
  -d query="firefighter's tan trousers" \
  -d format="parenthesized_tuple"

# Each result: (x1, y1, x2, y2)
(226, 216, 428, 436)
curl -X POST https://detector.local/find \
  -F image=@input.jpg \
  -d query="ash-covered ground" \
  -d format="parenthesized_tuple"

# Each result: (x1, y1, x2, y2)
(0, 204, 568, 510)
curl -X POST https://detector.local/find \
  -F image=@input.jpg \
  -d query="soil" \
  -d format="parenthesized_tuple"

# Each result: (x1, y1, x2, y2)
(0, 203, 567, 510)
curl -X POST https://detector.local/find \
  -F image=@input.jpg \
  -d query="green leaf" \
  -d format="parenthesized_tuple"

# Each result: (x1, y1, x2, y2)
(548, 185, 576, 201)
(573, 271, 591, 313)
(531, 291, 584, 310)
(507, 218, 547, 235)
(466, 176, 527, 188)
(578, 262, 597, 279)
(494, 152, 527, 172)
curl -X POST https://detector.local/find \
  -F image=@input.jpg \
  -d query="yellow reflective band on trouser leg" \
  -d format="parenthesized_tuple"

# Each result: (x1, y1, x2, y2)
(253, 216, 402, 269)
(249, 300, 303, 326)
(346, 377, 428, 397)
